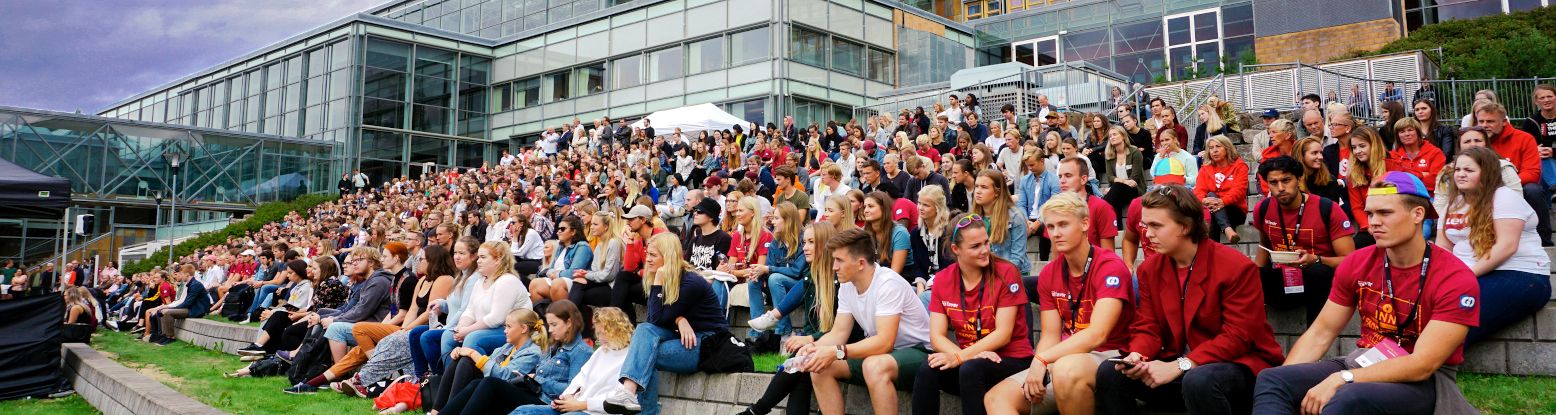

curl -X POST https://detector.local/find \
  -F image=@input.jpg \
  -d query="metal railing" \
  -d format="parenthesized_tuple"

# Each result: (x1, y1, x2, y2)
(852, 61, 1129, 126)
(26, 232, 112, 274)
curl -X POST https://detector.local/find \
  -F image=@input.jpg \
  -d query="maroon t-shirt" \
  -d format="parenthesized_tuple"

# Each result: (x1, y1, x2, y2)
(1086, 195, 1120, 246)
(1253, 193, 1355, 256)
(1036, 246, 1134, 351)
(1330, 244, 1480, 365)
(929, 259, 1034, 359)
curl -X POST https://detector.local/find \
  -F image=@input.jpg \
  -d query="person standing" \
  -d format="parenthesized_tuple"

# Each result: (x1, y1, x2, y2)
(1252, 172, 1481, 415)
(1095, 185, 1284, 415)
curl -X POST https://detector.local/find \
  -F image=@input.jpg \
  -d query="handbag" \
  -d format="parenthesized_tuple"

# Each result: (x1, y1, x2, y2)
(373, 375, 422, 411)
(696, 329, 754, 373)
(507, 372, 544, 396)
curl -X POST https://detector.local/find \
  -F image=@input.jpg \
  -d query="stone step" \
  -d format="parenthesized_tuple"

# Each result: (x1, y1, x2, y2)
(62, 343, 224, 415)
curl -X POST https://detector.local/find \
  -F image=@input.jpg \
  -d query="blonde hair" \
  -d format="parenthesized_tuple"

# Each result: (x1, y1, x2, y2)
(1347, 126, 1390, 186)
(1205, 135, 1242, 166)
(1040, 191, 1090, 220)
(737, 196, 764, 263)
(643, 233, 690, 304)
(806, 224, 840, 332)
(1104, 126, 1134, 160)
(590, 307, 634, 350)
(591, 211, 626, 270)
(508, 309, 549, 353)
(479, 241, 517, 278)
(917, 184, 950, 238)
(775, 202, 805, 259)
(823, 196, 856, 231)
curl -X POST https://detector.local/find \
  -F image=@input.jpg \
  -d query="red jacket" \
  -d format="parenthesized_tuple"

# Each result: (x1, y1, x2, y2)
(1125, 241, 1285, 374)
(1388, 142, 1447, 194)
(1193, 160, 1249, 211)
(1489, 126, 1541, 185)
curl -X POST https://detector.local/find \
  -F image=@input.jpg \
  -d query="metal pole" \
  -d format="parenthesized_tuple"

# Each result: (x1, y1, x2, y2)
(167, 169, 176, 269)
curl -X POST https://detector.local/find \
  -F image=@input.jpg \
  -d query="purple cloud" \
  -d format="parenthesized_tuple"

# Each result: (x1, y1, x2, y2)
(0, 0, 384, 113)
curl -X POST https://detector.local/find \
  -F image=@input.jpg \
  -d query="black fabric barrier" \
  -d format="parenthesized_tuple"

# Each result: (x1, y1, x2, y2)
(0, 293, 64, 401)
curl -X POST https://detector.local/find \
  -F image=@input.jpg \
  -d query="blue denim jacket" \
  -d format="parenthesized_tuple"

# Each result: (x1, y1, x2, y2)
(534, 335, 593, 402)
(552, 241, 593, 280)
(991, 206, 1031, 275)
(1017, 170, 1061, 222)
(482, 341, 541, 382)
(764, 240, 808, 279)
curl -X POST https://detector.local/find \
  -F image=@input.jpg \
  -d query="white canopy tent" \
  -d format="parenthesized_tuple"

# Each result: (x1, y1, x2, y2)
(629, 103, 748, 135)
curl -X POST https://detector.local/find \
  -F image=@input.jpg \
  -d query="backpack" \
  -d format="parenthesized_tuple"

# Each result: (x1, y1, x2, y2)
(220, 284, 253, 321)
(247, 355, 291, 377)
(287, 326, 334, 384)
(697, 329, 753, 373)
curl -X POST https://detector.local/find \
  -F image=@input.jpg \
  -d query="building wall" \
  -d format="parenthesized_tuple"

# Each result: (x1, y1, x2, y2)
(1254, 18, 1400, 65)
(1250, 0, 1392, 37)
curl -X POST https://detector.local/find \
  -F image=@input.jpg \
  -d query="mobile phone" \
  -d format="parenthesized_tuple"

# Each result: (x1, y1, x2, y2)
(1105, 357, 1137, 367)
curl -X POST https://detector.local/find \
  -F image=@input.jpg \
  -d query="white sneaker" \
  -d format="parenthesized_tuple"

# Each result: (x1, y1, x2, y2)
(602, 386, 641, 414)
(748, 314, 778, 331)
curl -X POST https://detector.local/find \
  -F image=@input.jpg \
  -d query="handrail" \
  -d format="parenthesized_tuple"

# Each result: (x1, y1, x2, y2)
(27, 232, 113, 274)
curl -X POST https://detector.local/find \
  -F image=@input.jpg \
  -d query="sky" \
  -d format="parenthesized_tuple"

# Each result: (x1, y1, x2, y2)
(0, 0, 386, 114)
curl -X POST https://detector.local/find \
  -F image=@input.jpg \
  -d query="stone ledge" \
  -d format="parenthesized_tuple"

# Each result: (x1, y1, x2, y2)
(174, 318, 257, 355)
(62, 343, 225, 415)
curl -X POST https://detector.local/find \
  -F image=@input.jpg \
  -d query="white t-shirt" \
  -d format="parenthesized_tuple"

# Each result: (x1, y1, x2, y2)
(837, 265, 931, 350)
(1442, 187, 1550, 275)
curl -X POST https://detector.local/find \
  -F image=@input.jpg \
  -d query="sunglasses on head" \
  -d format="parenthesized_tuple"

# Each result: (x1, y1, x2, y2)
(949, 213, 988, 243)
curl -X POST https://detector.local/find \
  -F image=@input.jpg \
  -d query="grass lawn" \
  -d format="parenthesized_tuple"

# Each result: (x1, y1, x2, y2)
(207, 314, 261, 328)
(1459, 373, 1556, 414)
(90, 330, 378, 415)
(0, 395, 98, 415)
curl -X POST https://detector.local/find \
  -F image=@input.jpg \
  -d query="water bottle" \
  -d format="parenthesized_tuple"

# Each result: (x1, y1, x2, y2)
(779, 355, 808, 374)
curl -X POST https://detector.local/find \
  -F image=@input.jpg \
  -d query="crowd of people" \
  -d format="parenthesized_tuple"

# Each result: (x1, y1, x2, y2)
(38, 82, 1556, 415)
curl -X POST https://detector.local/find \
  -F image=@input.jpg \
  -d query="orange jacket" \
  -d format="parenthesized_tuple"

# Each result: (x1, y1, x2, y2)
(1388, 142, 1447, 194)
(1194, 160, 1250, 211)
(1489, 126, 1541, 185)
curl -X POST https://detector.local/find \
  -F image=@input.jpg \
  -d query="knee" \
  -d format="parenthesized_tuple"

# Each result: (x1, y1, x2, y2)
(1050, 354, 1098, 389)
(983, 379, 1023, 409)
(860, 355, 898, 385)
(1325, 385, 1375, 412)
(1179, 367, 1222, 396)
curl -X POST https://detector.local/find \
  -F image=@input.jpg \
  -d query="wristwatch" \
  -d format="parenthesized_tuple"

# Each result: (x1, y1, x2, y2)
(1339, 370, 1355, 384)
(1176, 357, 1195, 372)
(834, 345, 847, 361)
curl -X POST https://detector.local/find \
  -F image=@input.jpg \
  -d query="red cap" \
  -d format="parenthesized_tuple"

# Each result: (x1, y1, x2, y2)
(892, 198, 919, 229)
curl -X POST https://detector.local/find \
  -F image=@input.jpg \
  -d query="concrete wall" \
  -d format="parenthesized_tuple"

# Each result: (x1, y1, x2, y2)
(61, 343, 224, 415)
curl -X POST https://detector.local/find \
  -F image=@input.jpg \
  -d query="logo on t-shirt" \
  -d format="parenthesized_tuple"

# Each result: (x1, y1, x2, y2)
(1459, 295, 1476, 309)
(1009, 283, 1020, 293)
(1342, 220, 1352, 229)
(1105, 276, 1121, 288)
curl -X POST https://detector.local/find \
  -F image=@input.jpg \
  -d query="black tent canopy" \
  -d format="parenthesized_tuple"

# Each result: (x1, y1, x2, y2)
(0, 157, 71, 219)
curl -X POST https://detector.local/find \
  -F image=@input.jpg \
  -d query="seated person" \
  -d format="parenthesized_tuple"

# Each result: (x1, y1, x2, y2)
(1436, 147, 1551, 344)
(985, 193, 1134, 415)
(145, 265, 212, 345)
(567, 212, 626, 330)
(425, 308, 546, 415)
(1194, 135, 1250, 243)
(913, 213, 1034, 415)
(1097, 185, 1284, 415)
(508, 307, 635, 415)
(797, 228, 933, 415)
(64, 286, 99, 327)
(602, 233, 730, 415)
(329, 244, 458, 394)
(747, 202, 810, 342)
(738, 223, 842, 415)
(1253, 172, 1481, 415)
(282, 247, 396, 394)
(1253, 156, 1357, 322)
(532, 216, 592, 304)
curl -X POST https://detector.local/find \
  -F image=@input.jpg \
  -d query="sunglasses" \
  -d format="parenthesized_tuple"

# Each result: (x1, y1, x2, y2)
(949, 213, 988, 243)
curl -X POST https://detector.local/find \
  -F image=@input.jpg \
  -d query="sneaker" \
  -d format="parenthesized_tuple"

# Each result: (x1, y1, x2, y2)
(129, 326, 145, 334)
(155, 336, 177, 346)
(237, 344, 266, 356)
(277, 350, 294, 363)
(284, 383, 319, 394)
(330, 381, 354, 396)
(240, 355, 264, 362)
(747, 314, 779, 331)
(602, 386, 642, 414)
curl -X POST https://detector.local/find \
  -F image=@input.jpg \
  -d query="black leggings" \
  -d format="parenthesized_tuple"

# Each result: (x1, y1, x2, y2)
(515, 259, 542, 281)
(440, 376, 545, 415)
(1209, 205, 1247, 243)
(1102, 182, 1139, 229)
(910, 356, 1032, 415)
(748, 370, 813, 415)
(431, 357, 484, 412)
(259, 314, 307, 354)
(611, 271, 645, 322)
(568, 280, 613, 337)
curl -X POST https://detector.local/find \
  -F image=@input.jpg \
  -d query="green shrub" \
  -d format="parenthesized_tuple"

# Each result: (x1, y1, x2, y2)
(1375, 7, 1556, 79)
(122, 193, 336, 275)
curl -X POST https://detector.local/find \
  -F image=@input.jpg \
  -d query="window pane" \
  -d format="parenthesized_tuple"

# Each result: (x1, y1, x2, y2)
(1166, 16, 1190, 45)
(1062, 28, 1108, 62)
(409, 136, 450, 165)
(731, 26, 771, 65)
(1169, 46, 1193, 80)
(575, 64, 605, 95)
(545, 71, 571, 102)
(867, 48, 894, 84)
(1014, 42, 1035, 65)
(1221, 4, 1253, 38)
(415, 47, 457, 78)
(458, 82, 487, 113)
(457, 139, 486, 166)
(517, 77, 540, 108)
(613, 55, 642, 89)
(688, 37, 725, 75)
(460, 55, 491, 84)
(647, 47, 682, 83)
(457, 111, 486, 139)
(1036, 39, 1058, 65)
(493, 83, 513, 112)
(360, 129, 405, 160)
(1113, 19, 1163, 54)
(364, 67, 407, 101)
(308, 48, 328, 78)
(414, 76, 453, 107)
(1223, 35, 1255, 67)
(831, 38, 863, 76)
(366, 38, 410, 71)
(1196, 45, 1220, 75)
(1193, 12, 1218, 43)
(411, 104, 451, 134)
(363, 98, 405, 129)
(1509, 0, 1543, 11)
(330, 41, 353, 71)
(789, 26, 826, 67)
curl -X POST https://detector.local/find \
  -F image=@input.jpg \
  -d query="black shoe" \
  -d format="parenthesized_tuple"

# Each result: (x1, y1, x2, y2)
(237, 344, 266, 356)
(155, 336, 177, 346)
(283, 383, 318, 394)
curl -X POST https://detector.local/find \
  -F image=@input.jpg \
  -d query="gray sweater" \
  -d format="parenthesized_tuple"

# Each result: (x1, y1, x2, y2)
(583, 239, 624, 284)
(320, 269, 394, 323)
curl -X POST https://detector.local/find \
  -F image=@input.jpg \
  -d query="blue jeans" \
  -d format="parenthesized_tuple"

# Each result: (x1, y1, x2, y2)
(246, 284, 281, 315)
(1467, 269, 1552, 344)
(407, 325, 434, 377)
(323, 321, 357, 345)
(439, 327, 508, 368)
(621, 323, 709, 415)
(508, 405, 584, 415)
(1253, 358, 1435, 415)
(712, 281, 730, 311)
(749, 273, 801, 336)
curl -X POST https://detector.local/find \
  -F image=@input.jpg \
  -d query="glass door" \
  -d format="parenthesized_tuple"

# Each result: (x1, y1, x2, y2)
(1012, 36, 1059, 67)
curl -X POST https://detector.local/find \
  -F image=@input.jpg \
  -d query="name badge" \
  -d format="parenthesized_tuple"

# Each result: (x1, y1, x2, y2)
(1352, 338, 1409, 368)
(1278, 264, 1304, 294)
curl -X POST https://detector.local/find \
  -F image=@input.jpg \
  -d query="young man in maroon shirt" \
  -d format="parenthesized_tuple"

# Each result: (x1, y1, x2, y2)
(1098, 185, 1284, 415)
(1057, 157, 1118, 251)
(1253, 156, 1357, 322)
(1253, 172, 1480, 414)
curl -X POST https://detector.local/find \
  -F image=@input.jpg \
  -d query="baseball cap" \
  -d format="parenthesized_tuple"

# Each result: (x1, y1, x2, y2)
(693, 198, 722, 221)
(1261, 109, 1280, 118)
(240, 249, 256, 256)
(1368, 171, 1437, 219)
(891, 198, 920, 229)
(863, 140, 877, 151)
(703, 175, 723, 189)
(623, 205, 655, 220)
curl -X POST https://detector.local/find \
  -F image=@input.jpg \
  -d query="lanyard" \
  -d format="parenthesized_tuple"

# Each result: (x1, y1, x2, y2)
(958, 267, 990, 336)
(1168, 248, 1199, 353)
(1382, 244, 1432, 341)
(1062, 246, 1096, 335)
(1274, 194, 1307, 249)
